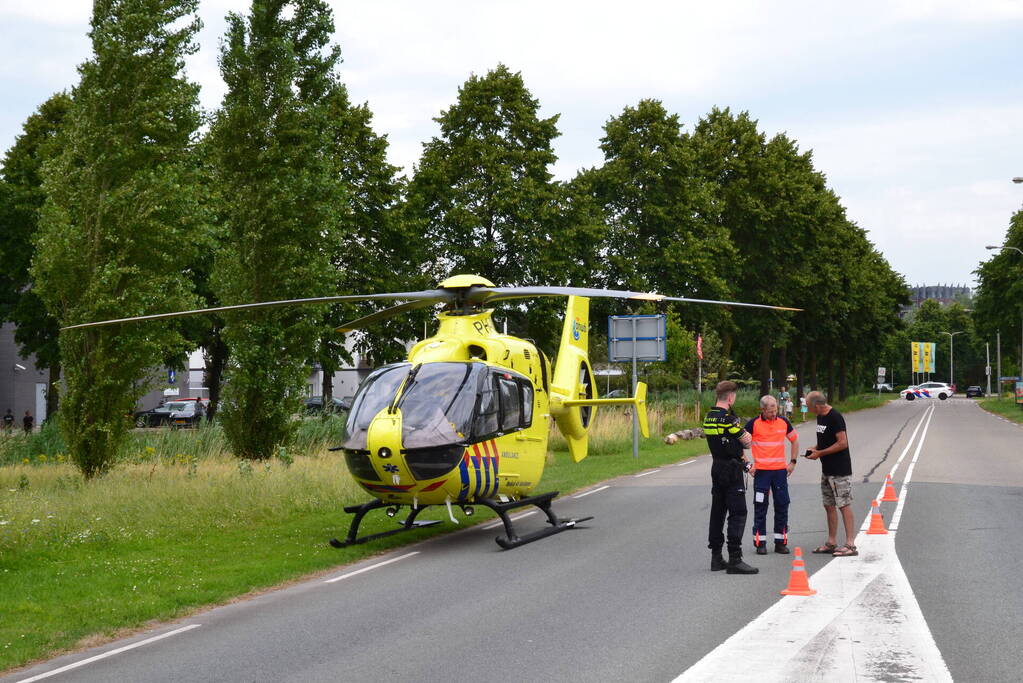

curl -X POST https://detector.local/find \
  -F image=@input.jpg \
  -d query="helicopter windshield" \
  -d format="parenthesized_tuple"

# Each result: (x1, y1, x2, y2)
(343, 362, 486, 450)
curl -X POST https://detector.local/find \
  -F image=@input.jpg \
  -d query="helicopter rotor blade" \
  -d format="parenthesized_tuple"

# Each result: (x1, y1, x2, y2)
(336, 299, 443, 333)
(61, 290, 454, 331)
(471, 286, 802, 312)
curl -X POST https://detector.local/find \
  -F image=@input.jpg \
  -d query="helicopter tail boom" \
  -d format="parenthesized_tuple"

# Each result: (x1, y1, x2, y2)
(561, 381, 649, 439)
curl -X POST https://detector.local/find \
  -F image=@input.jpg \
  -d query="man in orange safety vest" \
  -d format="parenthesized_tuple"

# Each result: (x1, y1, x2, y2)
(743, 395, 800, 555)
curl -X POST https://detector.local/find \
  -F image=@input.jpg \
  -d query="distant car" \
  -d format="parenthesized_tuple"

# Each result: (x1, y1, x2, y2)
(168, 399, 209, 428)
(900, 382, 953, 401)
(604, 389, 627, 399)
(875, 383, 893, 392)
(304, 396, 351, 414)
(965, 385, 984, 398)
(133, 403, 175, 428)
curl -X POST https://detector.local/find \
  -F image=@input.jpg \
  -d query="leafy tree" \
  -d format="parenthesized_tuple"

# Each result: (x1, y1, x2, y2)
(406, 64, 602, 352)
(316, 86, 429, 390)
(31, 0, 203, 477)
(0, 93, 72, 418)
(208, 0, 345, 459)
(973, 209, 1023, 378)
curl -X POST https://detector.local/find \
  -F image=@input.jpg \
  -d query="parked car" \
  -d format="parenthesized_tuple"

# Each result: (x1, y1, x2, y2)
(304, 396, 351, 415)
(874, 383, 893, 392)
(965, 385, 984, 398)
(168, 399, 209, 428)
(133, 403, 175, 428)
(900, 382, 953, 401)
(604, 389, 627, 399)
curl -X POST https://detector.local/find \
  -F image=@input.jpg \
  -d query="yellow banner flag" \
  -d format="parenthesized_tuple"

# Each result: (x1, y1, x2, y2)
(911, 341, 920, 373)
(923, 342, 933, 375)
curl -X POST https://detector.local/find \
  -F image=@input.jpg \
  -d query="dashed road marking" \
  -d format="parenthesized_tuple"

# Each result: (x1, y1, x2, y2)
(15, 624, 202, 683)
(324, 551, 419, 583)
(633, 469, 660, 478)
(573, 485, 610, 499)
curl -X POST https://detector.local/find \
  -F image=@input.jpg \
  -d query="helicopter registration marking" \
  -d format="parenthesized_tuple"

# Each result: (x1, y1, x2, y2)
(324, 552, 419, 584)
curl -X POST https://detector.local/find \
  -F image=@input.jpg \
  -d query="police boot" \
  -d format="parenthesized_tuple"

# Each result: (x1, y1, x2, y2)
(775, 542, 790, 554)
(726, 551, 759, 575)
(711, 551, 727, 572)
(755, 540, 768, 555)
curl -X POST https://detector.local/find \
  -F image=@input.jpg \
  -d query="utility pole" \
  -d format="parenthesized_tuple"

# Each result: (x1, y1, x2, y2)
(997, 331, 1002, 398)
(986, 342, 991, 397)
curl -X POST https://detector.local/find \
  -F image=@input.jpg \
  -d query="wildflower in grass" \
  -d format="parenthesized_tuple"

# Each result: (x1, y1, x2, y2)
(0, 521, 10, 525)
(22, 458, 29, 465)
(37, 454, 48, 462)
(31, 519, 40, 524)
(146, 446, 155, 454)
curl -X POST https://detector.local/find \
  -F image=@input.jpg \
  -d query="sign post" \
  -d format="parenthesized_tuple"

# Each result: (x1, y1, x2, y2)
(609, 315, 667, 458)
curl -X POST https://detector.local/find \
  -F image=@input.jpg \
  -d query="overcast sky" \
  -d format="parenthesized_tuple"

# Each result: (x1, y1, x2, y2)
(2, 0, 1022, 288)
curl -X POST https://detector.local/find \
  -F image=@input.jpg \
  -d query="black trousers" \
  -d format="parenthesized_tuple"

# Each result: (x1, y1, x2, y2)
(708, 459, 748, 553)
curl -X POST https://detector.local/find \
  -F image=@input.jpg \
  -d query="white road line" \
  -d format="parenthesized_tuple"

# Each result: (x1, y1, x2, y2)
(675, 460, 696, 467)
(15, 624, 202, 683)
(573, 485, 609, 499)
(633, 469, 660, 478)
(889, 403, 935, 530)
(481, 511, 536, 530)
(324, 551, 419, 583)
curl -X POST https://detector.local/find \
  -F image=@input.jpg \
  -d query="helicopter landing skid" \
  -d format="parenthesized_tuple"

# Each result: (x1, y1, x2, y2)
(475, 491, 593, 550)
(329, 499, 441, 549)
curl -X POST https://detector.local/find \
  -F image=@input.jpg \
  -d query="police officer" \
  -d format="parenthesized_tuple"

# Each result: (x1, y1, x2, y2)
(703, 381, 758, 574)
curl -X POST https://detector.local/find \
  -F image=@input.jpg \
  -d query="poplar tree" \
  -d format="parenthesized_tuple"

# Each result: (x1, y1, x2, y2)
(208, 0, 343, 459)
(0, 93, 71, 418)
(32, 0, 203, 477)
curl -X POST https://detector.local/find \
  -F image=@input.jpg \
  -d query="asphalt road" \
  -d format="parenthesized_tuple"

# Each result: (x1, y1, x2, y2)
(6, 398, 1023, 682)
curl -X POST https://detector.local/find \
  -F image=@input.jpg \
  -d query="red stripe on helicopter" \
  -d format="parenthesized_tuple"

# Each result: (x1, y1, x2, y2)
(418, 479, 448, 493)
(471, 445, 484, 498)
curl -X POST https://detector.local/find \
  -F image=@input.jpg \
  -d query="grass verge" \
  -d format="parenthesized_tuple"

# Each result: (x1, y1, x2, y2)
(978, 396, 1023, 424)
(0, 393, 885, 673)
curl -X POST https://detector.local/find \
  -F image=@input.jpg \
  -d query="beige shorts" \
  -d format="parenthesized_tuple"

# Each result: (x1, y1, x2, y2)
(821, 474, 853, 507)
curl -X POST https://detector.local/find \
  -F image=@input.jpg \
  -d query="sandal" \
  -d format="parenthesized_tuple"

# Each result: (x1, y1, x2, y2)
(812, 543, 837, 554)
(832, 544, 858, 557)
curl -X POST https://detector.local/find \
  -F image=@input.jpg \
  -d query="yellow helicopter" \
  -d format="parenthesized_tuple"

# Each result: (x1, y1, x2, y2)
(65, 274, 798, 549)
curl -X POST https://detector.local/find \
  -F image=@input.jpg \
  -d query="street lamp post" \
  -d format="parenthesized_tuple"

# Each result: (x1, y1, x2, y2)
(941, 331, 964, 391)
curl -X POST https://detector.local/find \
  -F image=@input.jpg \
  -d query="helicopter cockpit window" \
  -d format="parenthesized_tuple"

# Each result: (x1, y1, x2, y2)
(398, 362, 482, 448)
(343, 363, 411, 450)
(498, 377, 521, 429)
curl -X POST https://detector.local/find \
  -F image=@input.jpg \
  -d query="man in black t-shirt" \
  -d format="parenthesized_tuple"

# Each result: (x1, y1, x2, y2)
(805, 391, 857, 557)
(2, 409, 14, 433)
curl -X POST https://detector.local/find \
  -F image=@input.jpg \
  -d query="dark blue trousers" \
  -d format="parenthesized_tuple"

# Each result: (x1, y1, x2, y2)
(752, 468, 790, 545)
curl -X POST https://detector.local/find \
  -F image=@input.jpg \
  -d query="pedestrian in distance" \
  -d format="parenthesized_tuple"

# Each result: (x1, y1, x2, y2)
(799, 395, 808, 422)
(744, 395, 800, 555)
(23, 410, 34, 434)
(2, 408, 13, 433)
(703, 380, 758, 575)
(804, 391, 857, 557)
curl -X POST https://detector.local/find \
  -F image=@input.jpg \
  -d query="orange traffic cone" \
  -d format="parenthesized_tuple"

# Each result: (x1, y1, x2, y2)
(881, 474, 899, 502)
(780, 547, 817, 596)
(866, 499, 888, 535)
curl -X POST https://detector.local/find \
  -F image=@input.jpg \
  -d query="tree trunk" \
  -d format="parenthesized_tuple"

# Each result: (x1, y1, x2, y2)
(46, 362, 61, 420)
(759, 340, 771, 396)
(826, 350, 836, 401)
(796, 342, 806, 400)
(777, 345, 788, 394)
(839, 354, 848, 401)
(809, 346, 818, 390)
(203, 331, 228, 421)
(718, 330, 733, 383)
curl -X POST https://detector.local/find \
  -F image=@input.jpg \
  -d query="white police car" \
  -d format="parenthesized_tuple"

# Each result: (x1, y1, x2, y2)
(900, 382, 953, 401)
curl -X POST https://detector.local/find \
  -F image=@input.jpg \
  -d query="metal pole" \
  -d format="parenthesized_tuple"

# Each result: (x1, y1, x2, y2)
(632, 318, 638, 459)
(986, 342, 991, 397)
(950, 335, 954, 391)
(997, 331, 1002, 398)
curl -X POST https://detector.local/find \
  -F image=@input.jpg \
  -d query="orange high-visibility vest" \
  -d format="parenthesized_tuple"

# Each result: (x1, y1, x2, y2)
(744, 415, 797, 470)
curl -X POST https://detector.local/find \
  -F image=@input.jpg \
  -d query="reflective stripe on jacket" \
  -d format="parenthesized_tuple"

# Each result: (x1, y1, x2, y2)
(744, 415, 796, 470)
